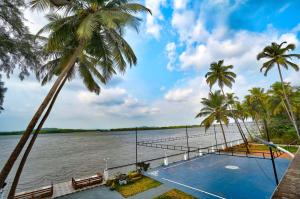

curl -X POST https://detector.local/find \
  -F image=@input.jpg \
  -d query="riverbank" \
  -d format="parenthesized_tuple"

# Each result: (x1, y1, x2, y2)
(0, 125, 202, 136)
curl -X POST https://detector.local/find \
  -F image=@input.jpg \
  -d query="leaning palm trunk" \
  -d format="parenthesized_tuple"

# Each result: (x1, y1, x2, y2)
(220, 89, 249, 149)
(0, 43, 84, 188)
(282, 98, 293, 123)
(277, 64, 300, 139)
(242, 119, 253, 140)
(219, 122, 228, 148)
(7, 76, 68, 199)
(254, 118, 263, 137)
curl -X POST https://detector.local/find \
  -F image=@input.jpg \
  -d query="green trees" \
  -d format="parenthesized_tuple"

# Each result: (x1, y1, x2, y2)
(0, 0, 151, 196)
(196, 91, 230, 148)
(257, 41, 300, 138)
(205, 60, 248, 147)
(0, 0, 41, 114)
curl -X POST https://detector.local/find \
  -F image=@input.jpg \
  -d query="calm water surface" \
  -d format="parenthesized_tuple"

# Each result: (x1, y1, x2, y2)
(0, 127, 243, 192)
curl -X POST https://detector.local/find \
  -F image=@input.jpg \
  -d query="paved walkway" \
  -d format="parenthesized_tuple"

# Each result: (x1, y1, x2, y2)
(58, 186, 123, 199)
(129, 184, 171, 199)
(57, 184, 171, 199)
(272, 148, 300, 199)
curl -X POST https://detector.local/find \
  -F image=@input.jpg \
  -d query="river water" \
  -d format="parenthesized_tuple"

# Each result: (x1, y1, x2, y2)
(0, 125, 245, 193)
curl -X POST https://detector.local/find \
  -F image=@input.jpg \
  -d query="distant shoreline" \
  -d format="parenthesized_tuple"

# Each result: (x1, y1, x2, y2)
(0, 125, 201, 136)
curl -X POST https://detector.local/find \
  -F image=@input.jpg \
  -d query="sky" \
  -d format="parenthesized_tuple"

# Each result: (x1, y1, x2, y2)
(1, 0, 300, 131)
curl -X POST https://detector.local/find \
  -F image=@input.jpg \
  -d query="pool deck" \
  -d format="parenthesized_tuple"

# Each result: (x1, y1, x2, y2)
(272, 148, 300, 199)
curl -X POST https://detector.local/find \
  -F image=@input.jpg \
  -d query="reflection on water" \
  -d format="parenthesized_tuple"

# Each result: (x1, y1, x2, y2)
(0, 126, 242, 192)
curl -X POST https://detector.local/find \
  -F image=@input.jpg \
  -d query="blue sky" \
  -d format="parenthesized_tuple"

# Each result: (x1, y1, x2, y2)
(1, 0, 300, 131)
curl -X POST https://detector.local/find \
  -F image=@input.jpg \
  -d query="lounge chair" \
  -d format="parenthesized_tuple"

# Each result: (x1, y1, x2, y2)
(71, 173, 103, 190)
(14, 183, 53, 199)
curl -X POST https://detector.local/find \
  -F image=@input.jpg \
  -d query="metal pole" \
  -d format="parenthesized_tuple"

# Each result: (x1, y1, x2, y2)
(213, 125, 218, 149)
(185, 126, 190, 159)
(135, 127, 138, 169)
(263, 119, 279, 185)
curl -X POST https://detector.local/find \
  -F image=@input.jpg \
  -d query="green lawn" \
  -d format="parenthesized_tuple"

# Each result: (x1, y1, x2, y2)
(116, 176, 161, 198)
(233, 143, 298, 153)
(153, 189, 197, 199)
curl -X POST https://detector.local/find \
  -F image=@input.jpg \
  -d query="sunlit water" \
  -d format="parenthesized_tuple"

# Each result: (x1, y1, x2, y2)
(0, 126, 244, 193)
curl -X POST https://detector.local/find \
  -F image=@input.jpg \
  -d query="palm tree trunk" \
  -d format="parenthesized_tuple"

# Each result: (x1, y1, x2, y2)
(0, 42, 84, 188)
(282, 98, 293, 122)
(242, 119, 253, 140)
(254, 118, 263, 136)
(7, 76, 68, 199)
(277, 63, 300, 139)
(220, 89, 249, 148)
(219, 121, 228, 148)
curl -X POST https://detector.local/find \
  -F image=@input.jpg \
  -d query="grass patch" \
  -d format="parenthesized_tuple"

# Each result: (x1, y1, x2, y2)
(281, 146, 299, 153)
(154, 189, 197, 199)
(116, 176, 161, 198)
(233, 143, 299, 154)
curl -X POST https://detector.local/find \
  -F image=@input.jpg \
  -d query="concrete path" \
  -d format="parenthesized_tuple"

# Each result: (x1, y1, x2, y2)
(272, 148, 300, 199)
(57, 184, 171, 199)
(58, 186, 123, 199)
(128, 184, 171, 199)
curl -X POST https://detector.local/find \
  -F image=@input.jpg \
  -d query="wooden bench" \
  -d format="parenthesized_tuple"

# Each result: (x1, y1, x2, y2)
(14, 184, 53, 199)
(71, 174, 103, 190)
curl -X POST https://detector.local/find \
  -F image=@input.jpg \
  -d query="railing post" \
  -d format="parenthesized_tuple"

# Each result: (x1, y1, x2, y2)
(263, 119, 279, 185)
(185, 126, 190, 160)
(135, 127, 138, 169)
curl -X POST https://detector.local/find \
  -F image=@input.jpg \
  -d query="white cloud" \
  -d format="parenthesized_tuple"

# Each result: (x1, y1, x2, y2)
(145, 0, 166, 38)
(78, 88, 126, 105)
(165, 42, 177, 71)
(171, 10, 195, 42)
(173, 0, 188, 10)
(77, 87, 159, 117)
(165, 88, 193, 102)
(179, 30, 300, 72)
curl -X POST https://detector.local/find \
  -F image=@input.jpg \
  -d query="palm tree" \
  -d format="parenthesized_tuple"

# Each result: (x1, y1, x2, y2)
(234, 101, 253, 140)
(243, 95, 263, 136)
(196, 91, 230, 148)
(246, 88, 271, 136)
(257, 41, 300, 139)
(246, 87, 279, 184)
(0, 0, 151, 193)
(268, 82, 295, 119)
(205, 60, 236, 93)
(8, 76, 67, 198)
(205, 60, 248, 146)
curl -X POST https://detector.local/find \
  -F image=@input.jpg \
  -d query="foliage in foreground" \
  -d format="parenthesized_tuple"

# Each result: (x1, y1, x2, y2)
(116, 176, 161, 198)
(154, 189, 197, 199)
(0, 77, 6, 112)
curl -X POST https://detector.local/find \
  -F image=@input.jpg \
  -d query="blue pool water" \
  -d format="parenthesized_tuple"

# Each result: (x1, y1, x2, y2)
(146, 154, 290, 199)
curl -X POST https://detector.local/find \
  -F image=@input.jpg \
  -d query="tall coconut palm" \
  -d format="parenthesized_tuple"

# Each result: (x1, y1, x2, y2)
(0, 0, 151, 191)
(257, 41, 300, 139)
(196, 91, 230, 148)
(268, 82, 295, 119)
(243, 95, 263, 136)
(234, 101, 253, 140)
(8, 76, 68, 198)
(205, 60, 236, 93)
(246, 87, 279, 184)
(205, 60, 248, 145)
(246, 88, 271, 136)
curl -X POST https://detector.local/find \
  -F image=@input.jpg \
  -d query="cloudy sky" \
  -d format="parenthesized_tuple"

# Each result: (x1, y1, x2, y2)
(1, 0, 300, 131)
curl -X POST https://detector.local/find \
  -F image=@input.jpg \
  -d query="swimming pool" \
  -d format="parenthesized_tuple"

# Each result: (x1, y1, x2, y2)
(146, 154, 290, 199)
